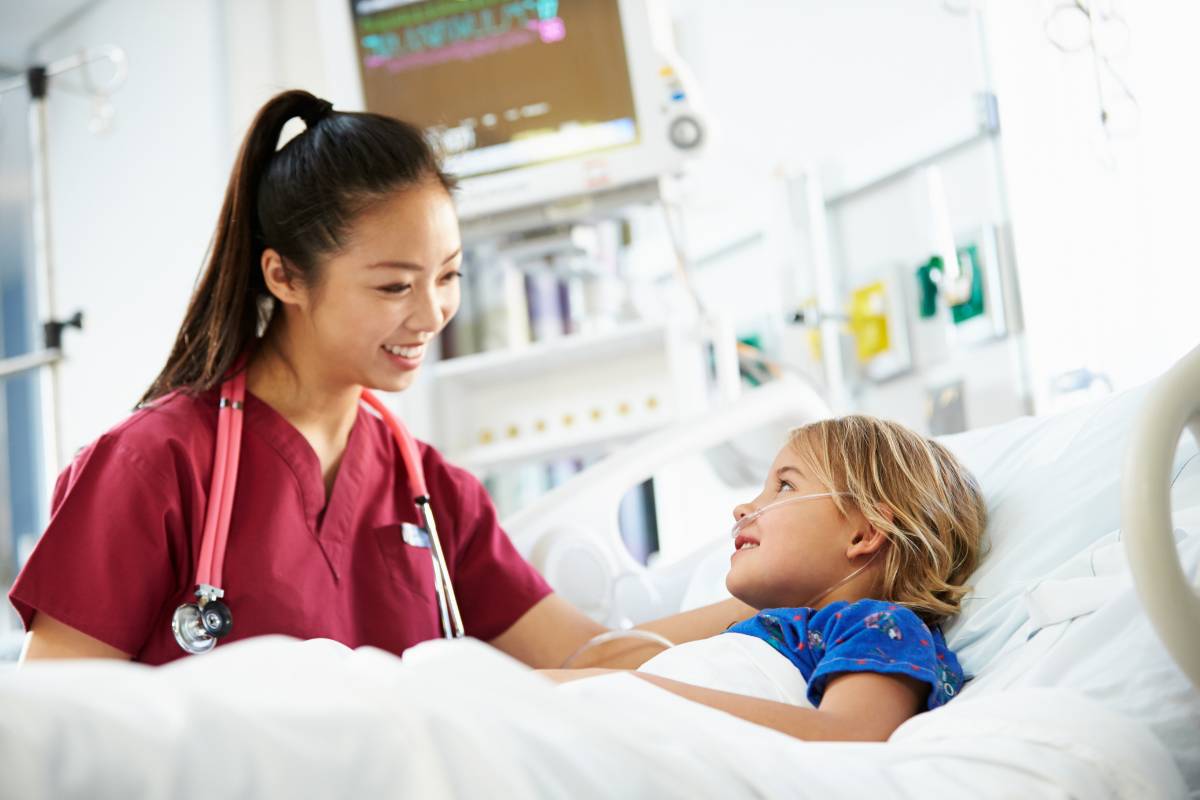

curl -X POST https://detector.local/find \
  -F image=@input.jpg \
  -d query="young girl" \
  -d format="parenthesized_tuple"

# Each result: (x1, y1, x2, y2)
(9, 89, 757, 666)
(545, 415, 987, 742)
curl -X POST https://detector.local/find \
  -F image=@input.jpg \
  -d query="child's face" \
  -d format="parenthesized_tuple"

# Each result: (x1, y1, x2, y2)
(726, 443, 869, 610)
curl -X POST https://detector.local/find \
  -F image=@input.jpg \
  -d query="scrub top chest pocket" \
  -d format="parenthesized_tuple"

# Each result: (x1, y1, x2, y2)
(369, 522, 443, 644)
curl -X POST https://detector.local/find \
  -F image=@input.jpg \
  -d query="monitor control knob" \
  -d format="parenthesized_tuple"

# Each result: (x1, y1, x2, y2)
(668, 115, 704, 150)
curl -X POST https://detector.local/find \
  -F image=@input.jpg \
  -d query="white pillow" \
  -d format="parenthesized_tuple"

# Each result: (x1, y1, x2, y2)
(679, 538, 736, 611)
(939, 381, 1199, 671)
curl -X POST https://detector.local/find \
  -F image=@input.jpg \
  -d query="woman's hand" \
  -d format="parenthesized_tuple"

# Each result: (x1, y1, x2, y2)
(537, 668, 619, 684)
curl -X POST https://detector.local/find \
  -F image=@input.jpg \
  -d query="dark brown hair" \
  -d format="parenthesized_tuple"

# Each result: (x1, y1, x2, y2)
(140, 89, 456, 404)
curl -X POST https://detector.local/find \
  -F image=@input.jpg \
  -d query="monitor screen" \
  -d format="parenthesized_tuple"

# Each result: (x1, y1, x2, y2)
(350, 0, 640, 181)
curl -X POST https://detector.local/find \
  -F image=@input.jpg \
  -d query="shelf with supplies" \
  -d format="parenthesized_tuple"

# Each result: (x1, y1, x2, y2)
(433, 319, 665, 384)
(450, 414, 666, 474)
(433, 320, 710, 476)
(421, 211, 738, 526)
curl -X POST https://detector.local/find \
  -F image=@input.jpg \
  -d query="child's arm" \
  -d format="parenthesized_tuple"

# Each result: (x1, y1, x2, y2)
(566, 598, 759, 669)
(543, 668, 926, 742)
(491, 595, 756, 670)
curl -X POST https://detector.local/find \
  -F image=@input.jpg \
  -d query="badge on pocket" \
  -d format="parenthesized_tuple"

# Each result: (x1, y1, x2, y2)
(401, 522, 431, 548)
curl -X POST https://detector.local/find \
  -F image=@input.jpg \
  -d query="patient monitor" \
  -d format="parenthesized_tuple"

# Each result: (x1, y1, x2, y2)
(324, 0, 707, 221)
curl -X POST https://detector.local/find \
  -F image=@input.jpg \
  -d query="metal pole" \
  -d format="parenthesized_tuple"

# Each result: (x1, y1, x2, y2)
(26, 67, 66, 492)
(0, 350, 61, 381)
(800, 169, 848, 411)
(968, 2, 1036, 416)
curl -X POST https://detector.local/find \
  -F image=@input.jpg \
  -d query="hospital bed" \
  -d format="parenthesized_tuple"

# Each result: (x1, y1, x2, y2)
(1, 346, 1198, 799)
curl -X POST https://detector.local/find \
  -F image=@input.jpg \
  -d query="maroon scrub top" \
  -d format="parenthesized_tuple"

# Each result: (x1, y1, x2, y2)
(9, 386, 552, 664)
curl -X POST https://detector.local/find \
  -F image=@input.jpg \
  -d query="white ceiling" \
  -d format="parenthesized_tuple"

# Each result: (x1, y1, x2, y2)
(0, 0, 100, 74)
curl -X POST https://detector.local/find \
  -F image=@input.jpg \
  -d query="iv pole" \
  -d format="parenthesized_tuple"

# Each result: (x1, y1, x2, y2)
(0, 46, 126, 487)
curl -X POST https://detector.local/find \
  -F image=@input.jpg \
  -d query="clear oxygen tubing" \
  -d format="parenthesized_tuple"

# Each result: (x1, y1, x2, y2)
(731, 490, 885, 610)
(730, 491, 852, 541)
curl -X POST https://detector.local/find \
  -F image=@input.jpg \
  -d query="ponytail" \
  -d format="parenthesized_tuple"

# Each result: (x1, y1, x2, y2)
(141, 89, 455, 404)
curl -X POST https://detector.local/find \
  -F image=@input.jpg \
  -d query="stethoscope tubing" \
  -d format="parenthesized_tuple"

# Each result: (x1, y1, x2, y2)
(196, 371, 244, 591)
(361, 390, 465, 637)
(175, 373, 463, 655)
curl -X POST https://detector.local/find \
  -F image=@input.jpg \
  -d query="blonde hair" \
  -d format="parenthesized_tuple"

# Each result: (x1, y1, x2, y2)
(788, 415, 987, 624)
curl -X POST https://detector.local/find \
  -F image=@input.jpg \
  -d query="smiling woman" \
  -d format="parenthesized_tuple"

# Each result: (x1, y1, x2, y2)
(138, 91, 460, 407)
(8, 90, 516, 664)
(8, 89, 759, 670)
(0, 91, 543, 664)
(251, 184, 463, 400)
(361, 240, 465, 378)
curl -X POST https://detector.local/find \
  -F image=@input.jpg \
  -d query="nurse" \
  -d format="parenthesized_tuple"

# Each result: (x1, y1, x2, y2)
(9, 90, 753, 667)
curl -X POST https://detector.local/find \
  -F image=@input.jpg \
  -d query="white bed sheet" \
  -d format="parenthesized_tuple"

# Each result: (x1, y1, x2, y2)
(957, 521, 1200, 795)
(0, 636, 1185, 799)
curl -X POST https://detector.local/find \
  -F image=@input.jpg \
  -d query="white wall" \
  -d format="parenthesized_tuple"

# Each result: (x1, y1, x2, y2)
(983, 0, 1200, 409)
(661, 0, 1026, 434)
(32, 0, 229, 460)
(667, 0, 982, 188)
(224, 0, 333, 153)
(664, 0, 1200, 431)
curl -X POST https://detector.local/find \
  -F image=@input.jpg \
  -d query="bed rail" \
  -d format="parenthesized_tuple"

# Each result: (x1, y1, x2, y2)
(1122, 343, 1200, 690)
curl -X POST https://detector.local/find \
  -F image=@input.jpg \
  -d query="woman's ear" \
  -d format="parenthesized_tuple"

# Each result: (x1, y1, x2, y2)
(261, 248, 305, 308)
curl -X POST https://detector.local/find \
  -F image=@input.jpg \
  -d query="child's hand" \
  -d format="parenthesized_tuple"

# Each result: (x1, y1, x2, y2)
(537, 668, 618, 684)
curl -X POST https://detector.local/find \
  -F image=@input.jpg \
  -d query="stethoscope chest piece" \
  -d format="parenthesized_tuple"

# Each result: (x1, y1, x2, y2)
(172, 602, 217, 654)
(172, 592, 233, 655)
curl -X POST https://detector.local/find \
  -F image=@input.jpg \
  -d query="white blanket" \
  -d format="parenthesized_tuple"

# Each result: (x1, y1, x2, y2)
(0, 636, 1185, 799)
(635, 632, 814, 707)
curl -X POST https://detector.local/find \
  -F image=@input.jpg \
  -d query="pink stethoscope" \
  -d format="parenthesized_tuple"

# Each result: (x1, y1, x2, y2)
(170, 371, 465, 654)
